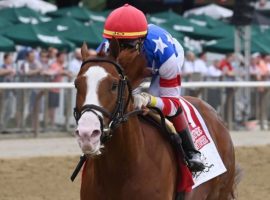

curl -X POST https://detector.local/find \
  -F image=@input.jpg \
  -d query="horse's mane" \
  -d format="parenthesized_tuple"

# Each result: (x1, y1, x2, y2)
(117, 49, 149, 88)
(117, 49, 147, 71)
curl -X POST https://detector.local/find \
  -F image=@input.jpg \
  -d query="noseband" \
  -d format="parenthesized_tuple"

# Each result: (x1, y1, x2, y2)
(73, 57, 141, 143)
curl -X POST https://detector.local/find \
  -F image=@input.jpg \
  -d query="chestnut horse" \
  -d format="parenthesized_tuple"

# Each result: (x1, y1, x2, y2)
(73, 42, 238, 200)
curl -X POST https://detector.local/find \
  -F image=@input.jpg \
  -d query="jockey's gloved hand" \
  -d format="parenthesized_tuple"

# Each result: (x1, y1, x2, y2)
(133, 92, 155, 109)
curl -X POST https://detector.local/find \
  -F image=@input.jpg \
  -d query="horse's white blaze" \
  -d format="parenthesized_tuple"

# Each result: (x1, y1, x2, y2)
(76, 66, 108, 156)
(84, 66, 108, 107)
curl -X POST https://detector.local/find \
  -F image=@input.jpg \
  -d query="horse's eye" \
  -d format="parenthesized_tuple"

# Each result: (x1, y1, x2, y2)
(111, 82, 118, 91)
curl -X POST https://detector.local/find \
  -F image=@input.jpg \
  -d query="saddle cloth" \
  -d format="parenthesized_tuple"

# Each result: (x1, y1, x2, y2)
(147, 97, 227, 191)
(179, 97, 227, 189)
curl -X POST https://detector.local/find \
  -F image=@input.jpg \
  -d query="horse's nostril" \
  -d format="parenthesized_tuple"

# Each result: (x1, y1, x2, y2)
(92, 130, 101, 137)
(75, 130, 80, 137)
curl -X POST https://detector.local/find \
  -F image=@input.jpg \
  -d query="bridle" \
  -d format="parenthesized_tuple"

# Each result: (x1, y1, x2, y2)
(72, 57, 140, 181)
(73, 57, 142, 144)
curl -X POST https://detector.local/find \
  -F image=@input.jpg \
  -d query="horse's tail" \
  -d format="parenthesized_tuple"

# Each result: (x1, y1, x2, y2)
(231, 163, 244, 199)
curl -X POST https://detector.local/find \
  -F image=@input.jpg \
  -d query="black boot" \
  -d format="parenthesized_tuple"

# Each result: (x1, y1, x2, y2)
(170, 133, 188, 164)
(178, 129, 205, 172)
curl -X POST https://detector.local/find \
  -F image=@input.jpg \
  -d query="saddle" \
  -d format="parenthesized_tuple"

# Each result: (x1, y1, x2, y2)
(138, 107, 179, 146)
(146, 109, 177, 134)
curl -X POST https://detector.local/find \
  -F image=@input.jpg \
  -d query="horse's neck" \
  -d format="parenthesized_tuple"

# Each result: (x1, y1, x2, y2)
(95, 116, 144, 171)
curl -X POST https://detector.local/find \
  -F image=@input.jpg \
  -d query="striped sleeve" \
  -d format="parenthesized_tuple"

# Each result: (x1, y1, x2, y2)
(150, 53, 183, 116)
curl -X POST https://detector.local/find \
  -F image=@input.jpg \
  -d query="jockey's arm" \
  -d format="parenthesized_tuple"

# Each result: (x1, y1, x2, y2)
(148, 53, 182, 117)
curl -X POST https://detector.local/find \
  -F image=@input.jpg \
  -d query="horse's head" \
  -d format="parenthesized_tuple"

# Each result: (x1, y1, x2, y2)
(74, 42, 132, 156)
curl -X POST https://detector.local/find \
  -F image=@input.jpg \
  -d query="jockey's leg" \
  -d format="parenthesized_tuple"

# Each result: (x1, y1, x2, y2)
(169, 108, 205, 172)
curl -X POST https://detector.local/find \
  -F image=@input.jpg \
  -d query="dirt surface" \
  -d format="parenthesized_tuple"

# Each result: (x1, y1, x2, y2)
(0, 145, 269, 200)
(0, 131, 269, 200)
(1, 131, 270, 159)
(235, 145, 270, 200)
(0, 156, 81, 200)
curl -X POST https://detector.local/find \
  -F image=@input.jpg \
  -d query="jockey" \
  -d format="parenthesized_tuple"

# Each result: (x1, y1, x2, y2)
(101, 4, 204, 172)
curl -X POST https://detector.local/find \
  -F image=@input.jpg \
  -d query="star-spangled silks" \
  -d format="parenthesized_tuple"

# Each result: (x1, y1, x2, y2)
(152, 36, 168, 54)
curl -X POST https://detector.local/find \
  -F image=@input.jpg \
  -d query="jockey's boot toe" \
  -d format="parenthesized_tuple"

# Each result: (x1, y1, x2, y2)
(188, 152, 205, 172)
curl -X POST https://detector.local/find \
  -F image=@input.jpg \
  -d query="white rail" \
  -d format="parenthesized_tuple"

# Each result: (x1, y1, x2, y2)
(0, 82, 74, 89)
(0, 81, 270, 89)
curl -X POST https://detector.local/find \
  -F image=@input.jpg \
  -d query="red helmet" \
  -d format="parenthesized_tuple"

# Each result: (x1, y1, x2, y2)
(103, 4, 148, 39)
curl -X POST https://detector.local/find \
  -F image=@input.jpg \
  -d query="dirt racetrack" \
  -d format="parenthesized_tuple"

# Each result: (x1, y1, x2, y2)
(0, 146, 269, 200)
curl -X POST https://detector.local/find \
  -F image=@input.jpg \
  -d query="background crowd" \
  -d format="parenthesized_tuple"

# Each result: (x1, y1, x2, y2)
(0, 47, 80, 133)
(0, 46, 269, 133)
(1, 0, 270, 133)
(183, 51, 270, 82)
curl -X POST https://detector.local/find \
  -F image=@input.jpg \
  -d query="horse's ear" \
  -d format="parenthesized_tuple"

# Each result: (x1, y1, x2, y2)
(81, 42, 90, 61)
(97, 43, 106, 57)
(109, 37, 120, 59)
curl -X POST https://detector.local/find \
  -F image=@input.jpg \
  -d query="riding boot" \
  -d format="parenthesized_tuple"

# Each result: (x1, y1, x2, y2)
(178, 128, 205, 172)
(169, 108, 205, 172)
